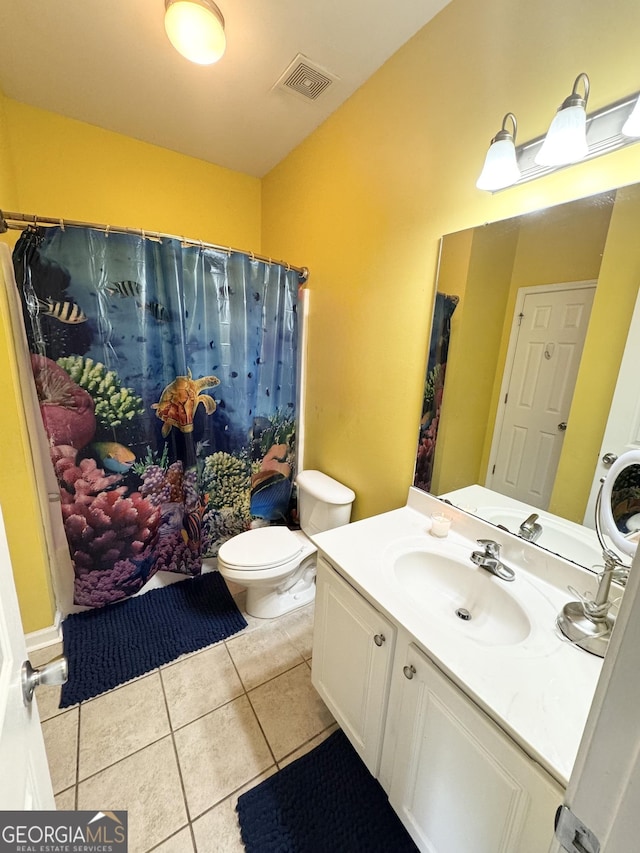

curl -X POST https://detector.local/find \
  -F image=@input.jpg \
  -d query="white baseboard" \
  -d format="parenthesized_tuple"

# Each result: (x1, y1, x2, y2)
(25, 612, 62, 652)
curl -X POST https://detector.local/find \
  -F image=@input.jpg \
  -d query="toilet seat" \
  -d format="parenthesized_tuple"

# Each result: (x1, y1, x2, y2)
(218, 526, 303, 571)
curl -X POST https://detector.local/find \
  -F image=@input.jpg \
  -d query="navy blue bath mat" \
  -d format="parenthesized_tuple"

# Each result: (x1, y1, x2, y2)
(236, 730, 418, 853)
(59, 571, 247, 707)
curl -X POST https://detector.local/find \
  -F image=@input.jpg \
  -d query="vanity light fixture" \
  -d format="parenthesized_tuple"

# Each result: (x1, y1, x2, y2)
(535, 73, 590, 166)
(164, 0, 226, 65)
(476, 113, 521, 191)
(477, 73, 640, 191)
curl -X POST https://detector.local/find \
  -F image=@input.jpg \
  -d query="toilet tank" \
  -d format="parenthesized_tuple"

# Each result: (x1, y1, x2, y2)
(296, 470, 355, 537)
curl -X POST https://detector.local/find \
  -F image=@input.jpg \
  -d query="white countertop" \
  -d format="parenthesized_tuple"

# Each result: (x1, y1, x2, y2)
(312, 488, 604, 787)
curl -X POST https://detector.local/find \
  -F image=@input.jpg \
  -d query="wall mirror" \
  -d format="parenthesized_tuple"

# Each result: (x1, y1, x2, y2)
(415, 182, 640, 571)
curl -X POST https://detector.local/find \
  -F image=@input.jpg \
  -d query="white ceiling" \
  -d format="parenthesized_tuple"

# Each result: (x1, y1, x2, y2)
(0, 0, 450, 178)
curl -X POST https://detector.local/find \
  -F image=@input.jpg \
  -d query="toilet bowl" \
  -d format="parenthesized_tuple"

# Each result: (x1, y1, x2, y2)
(215, 470, 355, 618)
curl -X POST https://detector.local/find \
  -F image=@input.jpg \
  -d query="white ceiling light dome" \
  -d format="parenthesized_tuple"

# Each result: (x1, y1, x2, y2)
(164, 0, 226, 65)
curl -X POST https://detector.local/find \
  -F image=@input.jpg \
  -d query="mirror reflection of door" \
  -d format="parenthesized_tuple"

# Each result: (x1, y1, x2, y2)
(488, 282, 595, 510)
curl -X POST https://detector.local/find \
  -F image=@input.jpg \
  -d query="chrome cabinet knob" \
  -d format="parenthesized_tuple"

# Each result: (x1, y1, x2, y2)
(22, 655, 68, 705)
(602, 452, 618, 466)
(558, 422, 568, 431)
(403, 664, 416, 680)
(373, 633, 386, 646)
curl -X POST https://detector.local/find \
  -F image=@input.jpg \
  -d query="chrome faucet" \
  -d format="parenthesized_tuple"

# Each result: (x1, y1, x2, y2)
(470, 539, 515, 582)
(518, 513, 542, 543)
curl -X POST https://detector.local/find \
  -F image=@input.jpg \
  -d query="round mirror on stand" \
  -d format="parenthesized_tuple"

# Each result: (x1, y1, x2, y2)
(557, 450, 638, 657)
(599, 450, 640, 557)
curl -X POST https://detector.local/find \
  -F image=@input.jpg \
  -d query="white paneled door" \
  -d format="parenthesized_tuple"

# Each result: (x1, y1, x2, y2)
(0, 506, 55, 808)
(490, 282, 596, 510)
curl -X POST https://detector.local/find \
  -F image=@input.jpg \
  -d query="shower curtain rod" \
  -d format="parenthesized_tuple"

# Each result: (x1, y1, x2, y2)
(0, 209, 309, 283)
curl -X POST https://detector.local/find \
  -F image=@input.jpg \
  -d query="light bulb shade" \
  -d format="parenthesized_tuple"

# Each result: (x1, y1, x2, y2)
(164, 0, 226, 65)
(622, 95, 640, 138)
(476, 138, 521, 191)
(535, 104, 588, 166)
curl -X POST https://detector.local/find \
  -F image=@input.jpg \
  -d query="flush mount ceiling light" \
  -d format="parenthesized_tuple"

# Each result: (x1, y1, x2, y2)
(476, 113, 521, 191)
(164, 0, 226, 65)
(477, 72, 640, 192)
(535, 73, 590, 166)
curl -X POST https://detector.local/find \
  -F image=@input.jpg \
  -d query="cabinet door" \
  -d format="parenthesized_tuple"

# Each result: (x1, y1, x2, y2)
(312, 557, 395, 775)
(389, 644, 562, 853)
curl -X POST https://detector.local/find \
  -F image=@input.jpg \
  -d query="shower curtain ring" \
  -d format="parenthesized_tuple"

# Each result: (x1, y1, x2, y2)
(250, 251, 255, 262)
(285, 262, 291, 272)
(105, 224, 110, 238)
(59, 218, 65, 231)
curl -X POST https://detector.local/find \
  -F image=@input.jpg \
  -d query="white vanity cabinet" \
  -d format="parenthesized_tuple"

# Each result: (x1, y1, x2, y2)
(311, 556, 395, 775)
(388, 643, 562, 853)
(313, 555, 564, 853)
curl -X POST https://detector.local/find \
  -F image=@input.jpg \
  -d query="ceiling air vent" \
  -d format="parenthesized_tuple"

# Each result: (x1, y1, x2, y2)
(275, 54, 338, 102)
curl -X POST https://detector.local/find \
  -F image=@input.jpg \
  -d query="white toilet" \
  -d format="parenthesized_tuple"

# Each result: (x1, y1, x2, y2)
(216, 470, 355, 618)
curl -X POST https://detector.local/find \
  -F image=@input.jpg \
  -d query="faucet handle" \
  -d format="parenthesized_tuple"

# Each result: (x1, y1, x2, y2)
(477, 538, 501, 557)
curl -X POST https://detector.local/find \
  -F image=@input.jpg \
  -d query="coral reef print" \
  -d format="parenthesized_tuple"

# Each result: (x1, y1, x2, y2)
(56, 355, 145, 429)
(13, 226, 299, 609)
(51, 446, 160, 606)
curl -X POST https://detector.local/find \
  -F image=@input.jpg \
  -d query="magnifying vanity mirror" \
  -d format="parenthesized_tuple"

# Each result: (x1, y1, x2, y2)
(557, 449, 638, 657)
(599, 449, 640, 557)
(416, 181, 640, 573)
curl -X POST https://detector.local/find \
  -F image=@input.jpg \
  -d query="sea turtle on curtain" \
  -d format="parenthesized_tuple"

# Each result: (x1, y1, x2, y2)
(152, 369, 220, 437)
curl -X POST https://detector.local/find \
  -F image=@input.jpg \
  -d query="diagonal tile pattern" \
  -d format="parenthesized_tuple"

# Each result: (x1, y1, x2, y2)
(40, 594, 335, 853)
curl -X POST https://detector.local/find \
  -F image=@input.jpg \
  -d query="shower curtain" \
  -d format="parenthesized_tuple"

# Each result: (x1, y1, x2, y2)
(13, 226, 299, 608)
(414, 292, 458, 493)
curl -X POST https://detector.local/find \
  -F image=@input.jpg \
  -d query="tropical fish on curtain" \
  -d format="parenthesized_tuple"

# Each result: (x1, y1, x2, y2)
(13, 226, 300, 608)
(414, 292, 459, 493)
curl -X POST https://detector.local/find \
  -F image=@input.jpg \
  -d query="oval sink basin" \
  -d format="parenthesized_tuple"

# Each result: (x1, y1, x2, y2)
(393, 549, 531, 646)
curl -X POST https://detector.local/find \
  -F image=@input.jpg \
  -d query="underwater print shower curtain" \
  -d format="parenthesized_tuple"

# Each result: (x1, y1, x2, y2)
(13, 226, 299, 608)
(414, 291, 458, 494)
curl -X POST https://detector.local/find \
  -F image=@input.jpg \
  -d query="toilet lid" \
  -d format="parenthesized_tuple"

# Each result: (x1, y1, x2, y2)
(219, 526, 303, 570)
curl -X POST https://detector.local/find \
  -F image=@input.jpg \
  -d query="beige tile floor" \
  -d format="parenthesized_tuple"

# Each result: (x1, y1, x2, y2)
(34, 584, 337, 853)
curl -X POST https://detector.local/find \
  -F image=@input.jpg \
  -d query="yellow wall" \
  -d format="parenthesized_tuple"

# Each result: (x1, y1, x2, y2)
(1, 90, 53, 632)
(0, 89, 17, 208)
(3, 100, 261, 248)
(261, 0, 640, 521)
(0, 101, 261, 632)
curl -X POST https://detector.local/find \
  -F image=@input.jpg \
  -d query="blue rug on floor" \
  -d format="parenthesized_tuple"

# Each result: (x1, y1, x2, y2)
(236, 730, 418, 853)
(59, 571, 247, 707)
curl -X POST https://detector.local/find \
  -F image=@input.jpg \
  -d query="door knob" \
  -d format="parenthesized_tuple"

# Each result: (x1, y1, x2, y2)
(21, 655, 68, 705)
(602, 452, 618, 466)
(558, 422, 568, 431)
(373, 633, 386, 646)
